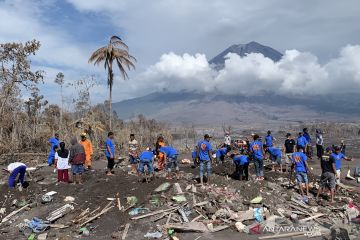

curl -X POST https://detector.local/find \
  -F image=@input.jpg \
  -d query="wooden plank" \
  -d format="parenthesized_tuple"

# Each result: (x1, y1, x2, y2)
(164, 222, 209, 233)
(121, 223, 130, 240)
(1, 204, 30, 224)
(79, 206, 114, 227)
(131, 206, 180, 220)
(299, 213, 324, 223)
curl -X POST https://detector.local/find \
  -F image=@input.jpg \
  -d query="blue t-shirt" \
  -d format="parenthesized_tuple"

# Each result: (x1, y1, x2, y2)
(191, 150, 197, 159)
(291, 152, 307, 173)
(105, 138, 115, 158)
(197, 140, 212, 161)
(297, 136, 308, 147)
(139, 151, 154, 162)
(265, 135, 274, 147)
(268, 147, 282, 158)
(216, 147, 228, 157)
(330, 153, 345, 170)
(250, 140, 263, 159)
(49, 137, 60, 155)
(233, 155, 249, 165)
(159, 146, 177, 158)
(303, 132, 311, 143)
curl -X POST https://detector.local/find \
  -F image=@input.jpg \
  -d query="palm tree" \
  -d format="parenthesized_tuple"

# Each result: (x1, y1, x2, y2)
(88, 36, 136, 129)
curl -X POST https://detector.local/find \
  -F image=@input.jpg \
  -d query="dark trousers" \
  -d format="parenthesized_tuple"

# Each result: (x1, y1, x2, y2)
(235, 163, 249, 181)
(316, 144, 324, 158)
(107, 157, 115, 171)
(57, 169, 69, 182)
(8, 166, 26, 187)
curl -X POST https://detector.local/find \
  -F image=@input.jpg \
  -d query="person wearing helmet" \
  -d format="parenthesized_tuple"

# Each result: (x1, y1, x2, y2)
(79, 133, 93, 170)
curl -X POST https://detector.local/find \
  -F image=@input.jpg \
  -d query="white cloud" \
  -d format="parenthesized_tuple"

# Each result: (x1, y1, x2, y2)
(123, 45, 360, 97)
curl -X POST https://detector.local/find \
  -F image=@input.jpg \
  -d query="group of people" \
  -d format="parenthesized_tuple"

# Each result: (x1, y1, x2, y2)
(4, 128, 354, 205)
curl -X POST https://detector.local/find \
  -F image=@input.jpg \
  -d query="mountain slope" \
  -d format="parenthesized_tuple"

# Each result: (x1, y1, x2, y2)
(209, 41, 283, 69)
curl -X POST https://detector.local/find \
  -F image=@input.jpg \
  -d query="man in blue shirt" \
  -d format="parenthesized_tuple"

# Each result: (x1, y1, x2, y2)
(265, 130, 276, 147)
(296, 132, 308, 152)
(330, 146, 352, 189)
(264, 145, 283, 172)
(303, 128, 313, 159)
(191, 147, 199, 167)
(160, 145, 179, 180)
(250, 134, 265, 180)
(231, 150, 249, 181)
(216, 146, 231, 164)
(138, 148, 155, 180)
(290, 147, 310, 202)
(196, 134, 213, 185)
(105, 132, 115, 176)
(47, 133, 60, 166)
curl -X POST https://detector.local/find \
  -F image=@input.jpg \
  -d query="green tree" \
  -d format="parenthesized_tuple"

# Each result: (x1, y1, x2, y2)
(88, 36, 136, 129)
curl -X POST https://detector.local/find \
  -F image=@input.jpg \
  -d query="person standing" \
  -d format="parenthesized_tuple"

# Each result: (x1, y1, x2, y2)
(303, 128, 312, 159)
(155, 136, 166, 171)
(265, 130, 276, 147)
(69, 138, 86, 184)
(283, 133, 296, 173)
(105, 132, 115, 176)
(128, 134, 139, 174)
(331, 146, 352, 188)
(315, 129, 324, 160)
(224, 132, 231, 147)
(79, 133, 93, 170)
(340, 140, 346, 155)
(54, 142, 70, 183)
(296, 132, 308, 152)
(316, 148, 336, 203)
(250, 134, 265, 180)
(290, 147, 310, 202)
(47, 133, 60, 166)
(197, 134, 213, 185)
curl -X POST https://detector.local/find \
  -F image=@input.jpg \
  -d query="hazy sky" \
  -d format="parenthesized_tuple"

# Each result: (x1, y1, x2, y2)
(0, 0, 359, 103)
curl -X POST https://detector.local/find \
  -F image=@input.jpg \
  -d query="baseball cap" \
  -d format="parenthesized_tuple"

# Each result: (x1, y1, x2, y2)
(204, 134, 212, 139)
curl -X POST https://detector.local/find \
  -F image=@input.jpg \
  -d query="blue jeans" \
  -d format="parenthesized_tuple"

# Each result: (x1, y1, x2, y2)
(167, 155, 179, 172)
(138, 161, 154, 174)
(200, 160, 212, 178)
(296, 172, 308, 184)
(71, 164, 84, 175)
(254, 157, 264, 177)
(129, 155, 138, 164)
(8, 165, 26, 187)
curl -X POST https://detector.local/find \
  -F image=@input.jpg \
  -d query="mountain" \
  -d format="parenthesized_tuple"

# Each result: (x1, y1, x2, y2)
(113, 91, 360, 127)
(209, 41, 283, 69)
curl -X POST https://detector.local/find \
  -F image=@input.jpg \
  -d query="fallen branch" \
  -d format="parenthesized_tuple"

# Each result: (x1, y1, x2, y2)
(299, 213, 324, 223)
(131, 206, 180, 220)
(122, 223, 130, 240)
(79, 206, 114, 227)
(1, 204, 30, 224)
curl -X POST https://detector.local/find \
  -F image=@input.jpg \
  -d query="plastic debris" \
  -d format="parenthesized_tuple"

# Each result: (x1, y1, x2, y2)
(64, 196, 75, 202)
(27, 217, 49, 233)
(172, 195, 187, 202)
(126, 196, 138, 205)
(250, 196, 263, 204)
(253, 208, 264, 222)
(80, 227, 90, 236)
(144, 231, 162, 239)
(129, 208, 149, 216)
(154, 182, 171, 193)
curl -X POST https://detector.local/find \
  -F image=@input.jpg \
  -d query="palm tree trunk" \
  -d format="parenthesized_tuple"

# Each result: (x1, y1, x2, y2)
(109, 87, 112, 130)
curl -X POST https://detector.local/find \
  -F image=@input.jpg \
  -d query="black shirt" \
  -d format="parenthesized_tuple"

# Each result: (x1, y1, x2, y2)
(321, 155, 335, 174)
(284, 139, 296, 153)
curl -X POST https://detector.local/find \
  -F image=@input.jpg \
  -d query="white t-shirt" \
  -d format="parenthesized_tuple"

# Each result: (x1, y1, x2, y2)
(129, 139, 138, 154)
(55, 152, 71, 170)
(8, 162, 26, 172)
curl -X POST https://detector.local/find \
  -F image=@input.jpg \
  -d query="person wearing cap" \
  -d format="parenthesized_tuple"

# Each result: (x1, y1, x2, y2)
(138, 147, 155, 179)
(128, 134, 139, 174)
(250, 134, 265, 180)
(79, 133, 93, 170)
(290, 146, 310, 203)
(331, 146, 352, 188)
(264, 145, 283, 172)
(265, 130, 276, 148)
(283, 133, 296, 173)
(197, 134, 213, 185)
(159, 145, 179, 180)
(315, 129, 324, 160)
(47, 133, 60, 166)
(231, 150, 249, 181)
(316, 147, 336, 203)
(3, 162, 29, 189)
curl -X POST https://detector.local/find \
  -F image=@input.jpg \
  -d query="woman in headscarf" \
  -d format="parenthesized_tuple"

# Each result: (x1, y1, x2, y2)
(55, 142, 70, 183)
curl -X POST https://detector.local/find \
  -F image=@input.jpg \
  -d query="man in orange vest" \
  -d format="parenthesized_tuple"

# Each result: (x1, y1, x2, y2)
(79, 133, 93, 170)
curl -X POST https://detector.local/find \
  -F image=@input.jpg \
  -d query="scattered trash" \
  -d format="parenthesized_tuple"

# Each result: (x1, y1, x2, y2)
(64, 196, 75, 202)
(181, 159, 191, 164)
(144, 231, 162, 239)
(27, 217, 49, 232)
(27, 233, 36, 240)
(41, 194, 53, 204)
(126, 196, 138, 205)
(80, 227, 90, 236)
(250, 196, 263, 204)
(253, 208, 264, 222)
(129, 208, 149, 216)
(46, 204, 74, 222)
(0, 208, 6, 215)
(37, 233, 47, 240)
(154, 182, 171, 193)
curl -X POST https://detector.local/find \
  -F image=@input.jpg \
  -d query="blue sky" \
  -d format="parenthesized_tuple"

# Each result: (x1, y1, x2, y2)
(1, 0, 359, 105)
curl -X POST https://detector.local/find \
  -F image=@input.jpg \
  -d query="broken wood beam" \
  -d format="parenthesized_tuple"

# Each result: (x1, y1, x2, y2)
(121, 223, 130, 240)
(131, 206, 180, 220)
